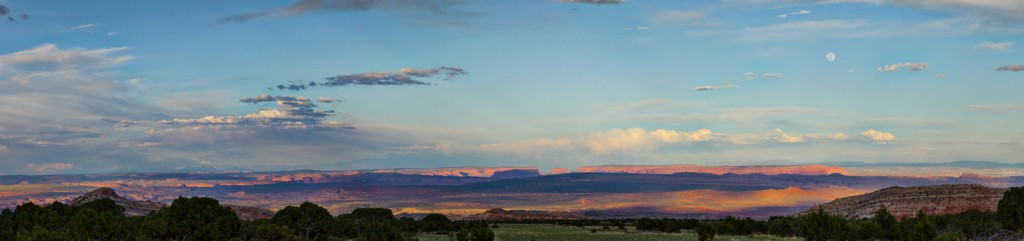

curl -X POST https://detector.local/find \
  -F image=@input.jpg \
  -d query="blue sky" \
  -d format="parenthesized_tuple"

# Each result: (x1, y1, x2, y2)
(0, 0, 1022, 174)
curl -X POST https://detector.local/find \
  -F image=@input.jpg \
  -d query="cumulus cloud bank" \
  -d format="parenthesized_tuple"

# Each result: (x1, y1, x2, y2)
(861, 129, 895, 141)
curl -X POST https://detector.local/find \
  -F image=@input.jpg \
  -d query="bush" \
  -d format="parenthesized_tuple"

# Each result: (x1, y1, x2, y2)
(696, 221, 716, 241)
(998, 187, 1024, 231)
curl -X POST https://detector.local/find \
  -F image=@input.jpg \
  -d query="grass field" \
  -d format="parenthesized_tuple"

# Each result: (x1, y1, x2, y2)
(418, 223, 805, 241)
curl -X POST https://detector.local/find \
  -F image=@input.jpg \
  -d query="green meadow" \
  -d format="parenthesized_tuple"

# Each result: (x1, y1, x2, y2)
(418, 223, 805, 241)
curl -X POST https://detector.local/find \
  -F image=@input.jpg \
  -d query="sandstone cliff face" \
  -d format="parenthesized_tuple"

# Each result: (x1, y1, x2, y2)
(576, 164, 849, 175)
(67, 187, 164, 216)
(811, 184, 1006, 219)
(67, 188, 274, 220)
(370, 167, 540, 177)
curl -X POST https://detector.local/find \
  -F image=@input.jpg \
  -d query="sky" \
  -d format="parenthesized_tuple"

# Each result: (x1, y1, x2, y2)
(0, 0, 1022, 175)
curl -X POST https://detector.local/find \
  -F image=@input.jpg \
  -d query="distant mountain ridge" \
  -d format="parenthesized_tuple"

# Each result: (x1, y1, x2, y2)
(809, 184, 1007, 219)
(66, 188, 273, 220)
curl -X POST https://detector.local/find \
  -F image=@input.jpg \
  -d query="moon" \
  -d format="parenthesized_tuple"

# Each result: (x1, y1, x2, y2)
(826, 52, 836, 62)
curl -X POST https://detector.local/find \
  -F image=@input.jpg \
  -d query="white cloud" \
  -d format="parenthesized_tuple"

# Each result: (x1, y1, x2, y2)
(861, 129, 896, 141)
(161, 96, 346, 129)
(978, 41, 1013, 51)
(317, 97, 343, 103)
(762, 73, 784, 78)
(587, 128, 714, 154)
(63, 23, 98, 33)
(877, 62, 928, 72)
(777, 10, 811, 18)
(744, 72, 758, 80)
(694, 84, 737, 91)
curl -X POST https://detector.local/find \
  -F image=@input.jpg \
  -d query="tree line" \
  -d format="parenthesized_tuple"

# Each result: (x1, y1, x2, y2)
(489, 187, 1024, 241)
(0, 196, 493, 241)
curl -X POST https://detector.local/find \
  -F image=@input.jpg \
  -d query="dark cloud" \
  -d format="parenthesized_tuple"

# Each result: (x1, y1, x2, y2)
(218, 0, 467, 24)
(0, 5, 27, 23)
(101, 119, 135, 128)
(274, 67, 468, 90)
(559, 0, 625, 5)
(238, 94, 316, 104)
(162, 96, 344, 128)
(996, 65, 1024, 72)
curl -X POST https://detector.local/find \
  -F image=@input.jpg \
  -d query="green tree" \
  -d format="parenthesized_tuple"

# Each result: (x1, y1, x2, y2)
(79, 198, 125, 215)
(419, 213, 453, 233)
(158, 196, 241, 241)
(455, 229, 469, 241)
(14, 225, 70, 241)
(802, 207, 849, 241)
(133, 214, 169, 239)
(68, 208, 131, 240)
(696, 221, 716, 241)
(351, 208, 394, 220)
(359, 219, 406, 241)
(898, 211, 938, 241)
(12, 202, 62, 232)
(872, 205, 897, 240)
(469, 226, 494, 241)
(242, 220, 301, 241)
(272, 202, 334, 241)
(998, 186, 1024, 231)
(0, 208, 15, 241)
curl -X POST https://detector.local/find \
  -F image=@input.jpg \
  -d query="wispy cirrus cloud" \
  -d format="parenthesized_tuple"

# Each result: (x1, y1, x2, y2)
(877, 62, 928, 72)
(996, 65, 1024, 71)
(275, 67, 468, 90)
(808, 0, 1024, 22)
(978, 41, 1013, 51)
(737, 19, 869, 41)
(695, 85, 737, 91)
(968, 104, 1024, 114)
(647, 10, 710, 26)
(218, 0, 469, 25)
(777, 10, 810, 18)
(558, 0, 625, 5)
(63, 23, 99, 33)
(25, 163, 76, 173)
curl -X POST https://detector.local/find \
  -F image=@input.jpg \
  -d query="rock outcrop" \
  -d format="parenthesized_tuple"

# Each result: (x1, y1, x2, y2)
(68, 188, 274, 220)
(67, 187, 163, 216)
(576, 164, 848, 176)
(810, 184, 1007, 219)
